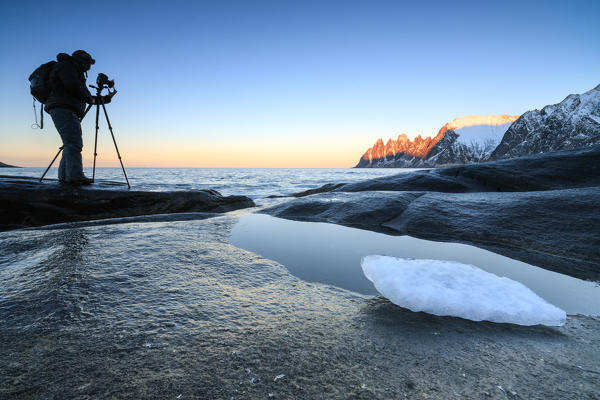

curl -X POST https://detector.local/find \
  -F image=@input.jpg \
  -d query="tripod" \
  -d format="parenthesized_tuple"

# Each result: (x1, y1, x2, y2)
(39, 84, 130, 189)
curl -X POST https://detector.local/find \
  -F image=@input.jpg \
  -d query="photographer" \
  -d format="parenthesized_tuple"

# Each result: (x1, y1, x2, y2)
(45, 50, 116, 185)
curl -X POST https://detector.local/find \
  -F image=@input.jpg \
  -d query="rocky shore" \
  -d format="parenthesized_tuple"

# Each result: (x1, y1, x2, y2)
(1, 214, 599, 400)
(0, 176, 255, 231)
(1, 150, 599, 399)
(263, 146, 600, 281)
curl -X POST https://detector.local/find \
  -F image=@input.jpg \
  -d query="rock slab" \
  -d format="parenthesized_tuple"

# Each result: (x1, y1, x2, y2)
(0, 176, 255, 231)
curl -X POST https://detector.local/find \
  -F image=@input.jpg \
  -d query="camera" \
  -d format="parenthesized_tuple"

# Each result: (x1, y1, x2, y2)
(96, 73, 115, 88)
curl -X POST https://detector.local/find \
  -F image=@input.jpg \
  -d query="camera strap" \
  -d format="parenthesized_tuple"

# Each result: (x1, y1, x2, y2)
(31, 98, 43, 130)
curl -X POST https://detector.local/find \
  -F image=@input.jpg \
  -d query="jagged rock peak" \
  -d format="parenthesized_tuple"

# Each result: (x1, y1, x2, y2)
(359, 132, 441, 164)
(358, 114, 519, 166)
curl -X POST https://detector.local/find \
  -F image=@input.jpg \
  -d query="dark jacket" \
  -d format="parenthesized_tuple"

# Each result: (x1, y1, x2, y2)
(45, 53, 110, 118)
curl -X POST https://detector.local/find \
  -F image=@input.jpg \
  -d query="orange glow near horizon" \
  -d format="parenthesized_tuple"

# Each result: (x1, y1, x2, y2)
(2, 139, 367, 169)
(1, 114, 524, 169)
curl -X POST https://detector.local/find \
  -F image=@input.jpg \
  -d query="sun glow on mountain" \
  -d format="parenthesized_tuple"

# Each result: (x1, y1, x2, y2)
(439, 115, 520, 135)
(360, 114, 521, 163)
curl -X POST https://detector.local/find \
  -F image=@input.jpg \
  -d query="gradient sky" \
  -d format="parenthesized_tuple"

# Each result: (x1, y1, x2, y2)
(1, 0, 599, 167)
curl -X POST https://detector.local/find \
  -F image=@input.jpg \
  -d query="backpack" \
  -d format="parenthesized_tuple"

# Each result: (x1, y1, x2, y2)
(29, 61, 56, 103)
(28, 60, 56, 129)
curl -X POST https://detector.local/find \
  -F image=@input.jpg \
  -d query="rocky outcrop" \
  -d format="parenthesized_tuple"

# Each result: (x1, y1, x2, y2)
(356, 115, 519, 168)
(265, 147, 600, 281)
(0, 176, 255, 231)
(357, 133, 444, 167)
(490, 84, 600, 160)
(347, 146, 600, 193)
(358, 84, 600, 168)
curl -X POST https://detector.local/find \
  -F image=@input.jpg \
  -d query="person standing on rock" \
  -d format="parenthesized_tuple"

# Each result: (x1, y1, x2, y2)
(45, 50, 116, 185)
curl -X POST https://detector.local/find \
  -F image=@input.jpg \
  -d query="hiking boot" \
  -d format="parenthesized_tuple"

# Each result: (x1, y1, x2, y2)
(67, 177, 93, 186)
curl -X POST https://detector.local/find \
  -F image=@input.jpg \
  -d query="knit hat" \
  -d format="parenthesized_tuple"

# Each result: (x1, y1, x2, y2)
(72, 50, 95, 65)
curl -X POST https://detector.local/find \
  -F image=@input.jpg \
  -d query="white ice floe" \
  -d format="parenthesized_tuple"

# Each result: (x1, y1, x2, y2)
(361, 255, 566, 326)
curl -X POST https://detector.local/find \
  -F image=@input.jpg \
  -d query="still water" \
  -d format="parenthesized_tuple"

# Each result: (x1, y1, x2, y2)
(230, 214, 600, 316)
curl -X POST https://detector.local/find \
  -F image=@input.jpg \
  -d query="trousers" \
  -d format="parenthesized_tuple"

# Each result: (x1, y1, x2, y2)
(49, 108, 87, 182)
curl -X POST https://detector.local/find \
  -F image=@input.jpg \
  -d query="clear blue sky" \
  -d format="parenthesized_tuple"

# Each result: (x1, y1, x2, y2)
(1, 0, 599, 167)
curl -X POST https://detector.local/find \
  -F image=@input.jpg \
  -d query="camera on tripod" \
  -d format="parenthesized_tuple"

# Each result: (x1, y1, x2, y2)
(96, 73, 115, 89)
(41, 70, 129, 189)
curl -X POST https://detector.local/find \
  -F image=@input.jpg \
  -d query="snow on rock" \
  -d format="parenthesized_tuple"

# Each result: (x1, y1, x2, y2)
(356, 83, 600, 167)
(440, 114, 519, 137)
(455, 122, 513, 154)
(490, 84, 600, 159)
(361, 255, 566, 326)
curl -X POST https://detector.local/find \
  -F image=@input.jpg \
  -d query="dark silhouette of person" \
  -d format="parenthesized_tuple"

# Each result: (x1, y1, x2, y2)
(45, 50, 116, 184)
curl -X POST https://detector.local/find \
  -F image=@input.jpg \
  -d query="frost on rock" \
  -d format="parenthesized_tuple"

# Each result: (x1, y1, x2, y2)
(361, 255, 566, 326)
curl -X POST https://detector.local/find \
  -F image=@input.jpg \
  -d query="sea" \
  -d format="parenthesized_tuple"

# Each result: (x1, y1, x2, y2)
(1, 166, 408, 203)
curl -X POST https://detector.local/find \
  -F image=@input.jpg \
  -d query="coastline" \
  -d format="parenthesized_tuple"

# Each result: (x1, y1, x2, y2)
(1, 147, 599, 399)
(1, 214, 598, 399)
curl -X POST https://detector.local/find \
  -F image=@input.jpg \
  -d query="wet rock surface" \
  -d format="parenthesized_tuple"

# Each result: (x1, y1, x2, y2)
(391, 188, 600, 280)
(0, 176, 255, 231)
(264, 147, 600, 281)
(1, 216, 598, 399)
(436, 145, 600, 192)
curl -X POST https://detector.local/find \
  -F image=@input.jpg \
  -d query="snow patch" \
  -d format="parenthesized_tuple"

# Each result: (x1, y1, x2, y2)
(361, 255, 566, 326)
(455, 122, 513, 146)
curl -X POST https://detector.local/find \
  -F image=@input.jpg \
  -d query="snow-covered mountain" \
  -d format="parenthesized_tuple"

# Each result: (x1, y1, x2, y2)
(355, 84, 600, 168)
(355, 115, 519, 168)
(490, 84, 600, 160)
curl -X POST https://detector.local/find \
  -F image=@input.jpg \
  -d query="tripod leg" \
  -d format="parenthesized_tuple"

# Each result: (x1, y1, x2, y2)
(93, 104, 100, 182)
(40, 146, 64, 182)
(101, 103, 131, 189)
(80, 103, 93, 122)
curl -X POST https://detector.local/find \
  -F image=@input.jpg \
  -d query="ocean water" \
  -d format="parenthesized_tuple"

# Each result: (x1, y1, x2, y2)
(1, 166, 409, 200)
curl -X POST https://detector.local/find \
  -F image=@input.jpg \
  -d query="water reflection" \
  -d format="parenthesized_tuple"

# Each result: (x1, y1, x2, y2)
(230, 214, 600, 316)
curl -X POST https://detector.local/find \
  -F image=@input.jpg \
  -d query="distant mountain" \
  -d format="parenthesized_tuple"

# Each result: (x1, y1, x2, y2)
(0, 162, 19, 168)
(356, 84, 600, 168)
(490, 84, 600, 160)
(355, 115, 519, 168)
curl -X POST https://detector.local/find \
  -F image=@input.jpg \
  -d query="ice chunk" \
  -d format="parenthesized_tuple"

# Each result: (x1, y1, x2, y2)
(361, 255, 566, 326)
